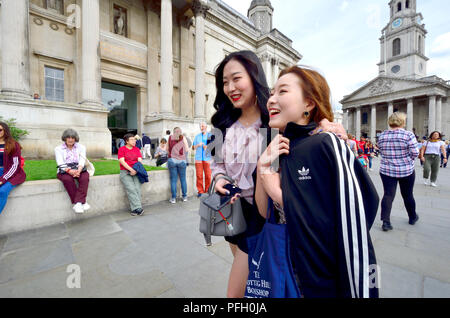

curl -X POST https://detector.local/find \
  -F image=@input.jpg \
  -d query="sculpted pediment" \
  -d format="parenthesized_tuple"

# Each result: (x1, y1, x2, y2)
(341, 76, 432, 104)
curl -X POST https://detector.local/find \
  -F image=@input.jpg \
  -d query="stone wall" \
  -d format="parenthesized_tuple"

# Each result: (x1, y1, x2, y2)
(0, 167, 197, 235)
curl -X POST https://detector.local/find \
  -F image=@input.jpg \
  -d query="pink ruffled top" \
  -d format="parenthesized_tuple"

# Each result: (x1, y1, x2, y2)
(211, 118, 264, 204)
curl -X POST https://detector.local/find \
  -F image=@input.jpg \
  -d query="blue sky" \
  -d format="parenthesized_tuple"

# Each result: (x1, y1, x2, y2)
(222, 0, 450, 110)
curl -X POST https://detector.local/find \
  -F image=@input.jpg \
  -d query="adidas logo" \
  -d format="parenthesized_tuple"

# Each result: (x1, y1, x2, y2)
(298, 167, 312, 181)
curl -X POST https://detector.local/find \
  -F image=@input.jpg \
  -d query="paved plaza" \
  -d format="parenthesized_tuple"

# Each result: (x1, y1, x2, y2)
(0, 158, 449, 298)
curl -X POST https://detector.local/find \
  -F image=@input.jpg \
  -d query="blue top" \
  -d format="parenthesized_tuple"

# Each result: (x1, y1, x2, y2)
(193, 132, 211, 161)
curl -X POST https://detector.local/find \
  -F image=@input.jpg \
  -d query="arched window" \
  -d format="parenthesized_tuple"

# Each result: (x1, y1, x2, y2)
(397, 2, 402, 12)
(418, 35, 422, 54)
(406, 0, 410, 8)
(393, 38, 401, 56)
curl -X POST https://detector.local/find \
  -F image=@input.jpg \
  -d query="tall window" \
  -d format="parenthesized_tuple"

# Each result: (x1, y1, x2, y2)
(45, 66, 64, 102)
(418, 35, 423, 54)
(393, 38, 401, 56)
(397, 2, 402, 12)
(406, 0, 410, 8)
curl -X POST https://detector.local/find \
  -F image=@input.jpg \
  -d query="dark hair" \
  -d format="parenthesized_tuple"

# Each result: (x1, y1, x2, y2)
(211, 51, 270, 137)
(165, 130, 171, 135)
(123, 133, 135, 143)
(61, 128, 80, 143)
(428, 131, 442, 140)
(0, 121, 19, 155)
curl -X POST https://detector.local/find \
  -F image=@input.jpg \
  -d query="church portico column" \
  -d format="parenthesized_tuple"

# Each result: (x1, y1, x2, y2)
(343, 110, 349, 131)
(407, 98, 414, 132)
(193, 0, 209, 119)
(370, 104, 376, 141)
(436, 96, 442, 133)
(428, 95, 436, 133)
(160, 0, 174, 115)
(356, 107, 361, 140)
(388, 101, 394, 119)
(1, 0, 31, 98)
(81, 0, 102, 106)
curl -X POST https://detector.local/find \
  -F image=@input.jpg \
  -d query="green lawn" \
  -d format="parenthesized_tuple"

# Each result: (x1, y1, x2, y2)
(24, 159, 166, 181)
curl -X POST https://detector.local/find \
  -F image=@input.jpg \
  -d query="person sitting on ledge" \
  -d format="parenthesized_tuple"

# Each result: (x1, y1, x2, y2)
(55, 128, 90, 214)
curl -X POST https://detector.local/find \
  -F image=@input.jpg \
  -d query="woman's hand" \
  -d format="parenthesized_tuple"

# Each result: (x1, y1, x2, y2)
(258, 134, 290, 174)
(317, 118, 348, 140)
(214, 177, 240, 204)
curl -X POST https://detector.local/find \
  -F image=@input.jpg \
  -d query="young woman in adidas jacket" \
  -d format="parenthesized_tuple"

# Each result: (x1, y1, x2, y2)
(255, 66, 380, 298)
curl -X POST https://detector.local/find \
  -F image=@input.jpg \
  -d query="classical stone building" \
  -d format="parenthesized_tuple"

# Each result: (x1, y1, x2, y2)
(0, 0, 301, 158)
(341, 0, 449, 141)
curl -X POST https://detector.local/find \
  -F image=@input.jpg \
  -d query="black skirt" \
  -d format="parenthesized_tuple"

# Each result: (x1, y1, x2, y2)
(224, 197, 265, 254)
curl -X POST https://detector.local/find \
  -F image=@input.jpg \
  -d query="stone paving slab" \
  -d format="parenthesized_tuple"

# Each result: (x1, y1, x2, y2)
(0, 157, 449, 297)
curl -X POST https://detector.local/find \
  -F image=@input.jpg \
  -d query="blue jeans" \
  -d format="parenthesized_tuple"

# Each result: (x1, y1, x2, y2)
(167, 158, 187, 199)
(0, 167, 17, 214)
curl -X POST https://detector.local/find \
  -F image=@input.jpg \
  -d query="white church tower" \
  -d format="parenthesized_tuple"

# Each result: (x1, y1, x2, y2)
(378, 0, 428, 79)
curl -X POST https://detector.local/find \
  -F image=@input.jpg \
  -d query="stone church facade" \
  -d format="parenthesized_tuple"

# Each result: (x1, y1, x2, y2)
(0, 0, 301, 158)
(341, 0, 449, 141)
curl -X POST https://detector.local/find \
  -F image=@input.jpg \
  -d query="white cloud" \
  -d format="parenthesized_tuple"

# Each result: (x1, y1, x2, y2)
(340, 1, 349, 12)
(431, 32, 450, 54)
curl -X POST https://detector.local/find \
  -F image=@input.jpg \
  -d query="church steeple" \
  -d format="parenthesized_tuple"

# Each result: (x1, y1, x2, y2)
(379, 0, 428, 79)
(248, 0, 273, 34)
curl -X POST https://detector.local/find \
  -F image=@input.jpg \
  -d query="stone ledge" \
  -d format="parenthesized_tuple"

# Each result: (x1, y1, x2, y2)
(0, 168, 197, 236)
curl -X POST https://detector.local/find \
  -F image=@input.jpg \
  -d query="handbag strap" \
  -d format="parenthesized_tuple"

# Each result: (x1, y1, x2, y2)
(266, 197, 277, 224)
(207, 173, 235, 195)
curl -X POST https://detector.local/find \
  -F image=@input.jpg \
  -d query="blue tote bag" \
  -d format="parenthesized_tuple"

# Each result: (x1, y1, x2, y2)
(244, 199, 301, 298)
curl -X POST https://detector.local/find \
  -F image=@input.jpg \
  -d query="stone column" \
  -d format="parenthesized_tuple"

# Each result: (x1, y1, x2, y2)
(273, 58, 280, 84)
(436, 96, 442, 132)
(147, 9, 160, 117)
(355, 107, 361, 140)
(388, 101, 394, 119)
(260, 53, 272, 87)
(428, 95, 436, 133)
(370, 104, 377, 141)
(343, 110, 349, 131)
(193, 0, 209, 119)
(1, 0, 31, 98)
(179, 18, 192, 118)
(81, 0, 101, 106)
(406, 98, 414, 131)
(160, 0, 174, 115)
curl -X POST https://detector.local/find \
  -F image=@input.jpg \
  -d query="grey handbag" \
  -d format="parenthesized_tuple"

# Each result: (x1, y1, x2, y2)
(199, 175, 247, 245)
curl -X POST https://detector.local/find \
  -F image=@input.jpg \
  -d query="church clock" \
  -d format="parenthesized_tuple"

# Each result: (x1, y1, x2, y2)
(392, 18, 403, 28)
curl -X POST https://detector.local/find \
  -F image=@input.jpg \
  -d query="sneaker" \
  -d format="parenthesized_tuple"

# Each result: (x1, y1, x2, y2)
(83, 203, 91, 211)
(170, 198, 176, 204)
(130, 209, 139, 216)
(183, 197, 188, 202)
(431, 182, 438, 187)
(382, 221, 393, 232)
(135, 208, 144, 216)
(409, 214, 419, 225)
(423, 179, 430, 186)
(73, 203, 84, 214)
(197, 193, 202, 198)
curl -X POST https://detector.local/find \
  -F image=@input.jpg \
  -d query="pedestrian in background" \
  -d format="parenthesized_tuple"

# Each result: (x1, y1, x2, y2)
(142, 133, 152, 159)
(155, 138, 168, 167)
(420, 131, 447, 187)
(168, 127, 189, 203)
(193, 122, 212, 197)
(377, 112, 419, 232)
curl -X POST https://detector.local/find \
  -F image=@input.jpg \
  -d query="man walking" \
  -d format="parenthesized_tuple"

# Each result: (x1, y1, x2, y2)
(142, 133, 152, 159)
(192, 122, 212, 197)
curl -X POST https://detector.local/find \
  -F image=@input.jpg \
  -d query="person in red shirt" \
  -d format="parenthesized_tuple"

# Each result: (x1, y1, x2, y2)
(118, 133, 144, 216)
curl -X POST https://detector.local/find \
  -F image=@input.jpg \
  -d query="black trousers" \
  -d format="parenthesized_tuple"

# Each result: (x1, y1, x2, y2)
(380, 172, 417, 223)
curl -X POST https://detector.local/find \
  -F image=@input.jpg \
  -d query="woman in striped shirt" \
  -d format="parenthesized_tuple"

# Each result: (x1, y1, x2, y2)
(377, 112, 419, 231)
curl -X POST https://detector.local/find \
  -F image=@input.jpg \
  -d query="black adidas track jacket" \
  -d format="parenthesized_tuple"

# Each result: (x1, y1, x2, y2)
(280, 122, 379, 298)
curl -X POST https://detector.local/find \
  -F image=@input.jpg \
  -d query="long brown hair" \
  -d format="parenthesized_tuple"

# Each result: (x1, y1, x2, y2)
(278, 66, 334, 124)
(0, 122, 18, 155)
